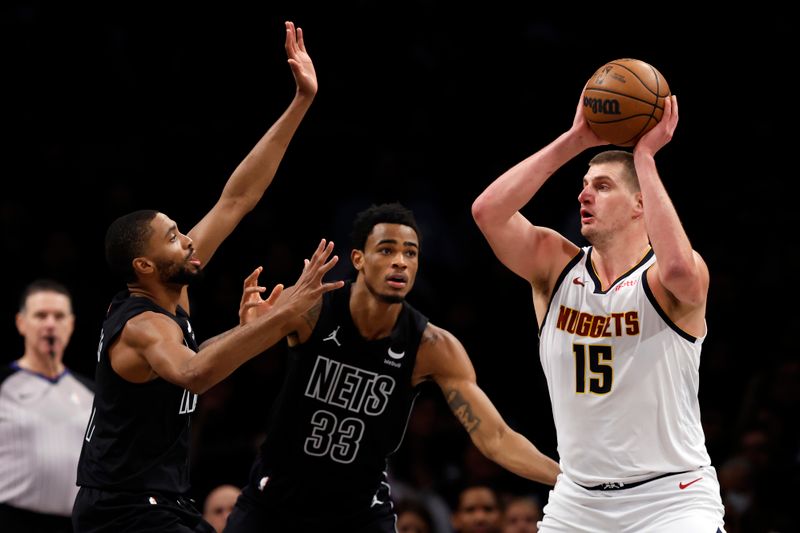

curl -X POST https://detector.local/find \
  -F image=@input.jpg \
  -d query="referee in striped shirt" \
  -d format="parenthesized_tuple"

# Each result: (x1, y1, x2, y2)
(0, 280, 93, 532)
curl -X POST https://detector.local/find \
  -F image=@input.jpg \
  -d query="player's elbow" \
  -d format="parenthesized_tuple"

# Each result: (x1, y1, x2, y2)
(176, 365, 213, 395)
(186, 380, 210, 396)
(180, 375, 207, 396)
(471, 195, 493, 229)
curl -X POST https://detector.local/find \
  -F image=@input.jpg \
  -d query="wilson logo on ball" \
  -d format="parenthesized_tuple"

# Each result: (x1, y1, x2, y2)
(582, 58, 671, 147)
(583, 97, 621, 115)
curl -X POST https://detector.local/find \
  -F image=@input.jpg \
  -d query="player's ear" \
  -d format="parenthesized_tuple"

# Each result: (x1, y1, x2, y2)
(132, 257, 155, 276)
(351, 249, 364, 270)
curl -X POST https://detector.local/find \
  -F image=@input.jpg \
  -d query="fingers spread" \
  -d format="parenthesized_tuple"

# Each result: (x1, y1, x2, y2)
(324, 280, 345, 292)
(318, 255, 339, 275)
(244, 266, 263, 286)
(266, 284, 285, 305)
(243, 286, 266, 295)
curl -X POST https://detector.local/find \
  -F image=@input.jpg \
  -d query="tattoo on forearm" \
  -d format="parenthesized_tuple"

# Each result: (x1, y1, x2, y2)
(301, 301, 322, 331)
(446, 389, 481, 433)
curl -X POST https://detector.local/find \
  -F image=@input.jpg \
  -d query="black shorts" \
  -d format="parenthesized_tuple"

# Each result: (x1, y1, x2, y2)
(224, 484, 396, 533)
(72, 487, 215, 533)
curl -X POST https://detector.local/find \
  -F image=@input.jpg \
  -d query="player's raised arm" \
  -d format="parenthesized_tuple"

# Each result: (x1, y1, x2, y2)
(187, 21, 317, 271)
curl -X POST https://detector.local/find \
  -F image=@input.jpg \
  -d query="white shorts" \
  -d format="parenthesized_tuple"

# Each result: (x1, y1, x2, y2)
(539, 466, 726, 533)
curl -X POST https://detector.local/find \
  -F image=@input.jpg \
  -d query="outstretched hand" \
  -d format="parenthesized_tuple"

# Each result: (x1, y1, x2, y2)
(238, 266, 284, 326)
(283, 239, 344, 315)
(635, 95, 678, 157)
(285, 21, 317, 98)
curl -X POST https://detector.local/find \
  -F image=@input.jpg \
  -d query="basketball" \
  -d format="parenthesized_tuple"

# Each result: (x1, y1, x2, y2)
(582, 58, 670, 147)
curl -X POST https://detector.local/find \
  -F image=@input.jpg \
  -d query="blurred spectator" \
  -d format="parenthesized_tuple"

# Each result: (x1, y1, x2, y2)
(203, 484, 241, 533)
(451, 484, 502, 533)
(396, 497, 435, 533)
(501, 495, 541, 533)
(718, 456, 753, 533)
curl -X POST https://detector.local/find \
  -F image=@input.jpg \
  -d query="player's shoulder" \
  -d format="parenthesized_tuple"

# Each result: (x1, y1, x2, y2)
(420, 323, 463, 352)
(415, 322, 473, 381)
(126, 309, 176, 326)
(122, 311, 183, 344)
(421, 322, 447, 340)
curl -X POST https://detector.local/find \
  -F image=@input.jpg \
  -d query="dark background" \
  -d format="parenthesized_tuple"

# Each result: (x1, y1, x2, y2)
(2, 4, 796, 531)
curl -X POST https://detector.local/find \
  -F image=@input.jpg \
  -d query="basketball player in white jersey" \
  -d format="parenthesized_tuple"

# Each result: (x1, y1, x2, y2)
(472, 93, 726, 532)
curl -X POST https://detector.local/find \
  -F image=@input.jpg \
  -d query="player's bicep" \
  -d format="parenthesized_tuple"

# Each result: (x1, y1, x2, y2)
(654, 249, 709, 306)
(480, 215, 577, 286)
(124, 314, 197, 387)
(646, 253, 708, 338)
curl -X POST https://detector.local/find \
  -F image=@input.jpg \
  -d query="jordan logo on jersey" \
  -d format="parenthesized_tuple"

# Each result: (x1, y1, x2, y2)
(323, 326, 342, 347)
(179, 389, 197, 414)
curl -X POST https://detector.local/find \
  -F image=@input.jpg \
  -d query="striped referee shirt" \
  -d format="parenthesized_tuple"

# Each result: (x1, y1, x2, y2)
(0, 363, 93, 516)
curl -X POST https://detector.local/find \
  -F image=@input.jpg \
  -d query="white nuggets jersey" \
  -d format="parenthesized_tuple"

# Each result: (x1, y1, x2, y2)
(539, 246, 711, 487)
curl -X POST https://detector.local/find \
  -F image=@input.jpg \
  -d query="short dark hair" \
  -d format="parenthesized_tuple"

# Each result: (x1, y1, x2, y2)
(350, 203, 421, 251)
(105, 209, 159, 282)
(19, 279, 72, 311)
(588, 150, 639, 192)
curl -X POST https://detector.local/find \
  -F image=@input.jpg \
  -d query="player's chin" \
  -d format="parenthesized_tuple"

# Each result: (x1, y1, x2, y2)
(179, 267, 205, 285)
(378, 291, 405, 304)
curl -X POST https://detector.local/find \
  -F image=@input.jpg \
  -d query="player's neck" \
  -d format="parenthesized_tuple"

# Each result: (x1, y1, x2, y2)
(590, 239, 651, 288)
(128, 283, 181, 314)
(349, 283, 402, 340)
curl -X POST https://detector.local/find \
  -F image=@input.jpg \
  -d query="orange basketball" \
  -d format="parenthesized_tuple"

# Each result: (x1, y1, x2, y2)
(582, 58, 670, 147)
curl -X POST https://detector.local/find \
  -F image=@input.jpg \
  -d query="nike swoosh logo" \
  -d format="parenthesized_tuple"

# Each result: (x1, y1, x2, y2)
(678, 477, 703, 489)
(572, 277, 585, 286)
(387, 347, 405, 359)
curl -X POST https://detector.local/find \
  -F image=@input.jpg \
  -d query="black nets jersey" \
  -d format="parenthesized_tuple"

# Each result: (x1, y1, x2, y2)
(249, 281, 429, 521)
(76, 291, 199, 493)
